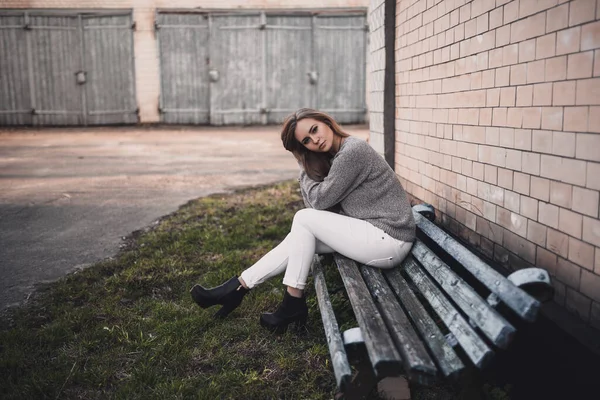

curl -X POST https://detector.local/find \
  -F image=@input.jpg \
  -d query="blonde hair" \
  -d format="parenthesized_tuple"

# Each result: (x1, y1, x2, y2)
(281, 108, 350, 181)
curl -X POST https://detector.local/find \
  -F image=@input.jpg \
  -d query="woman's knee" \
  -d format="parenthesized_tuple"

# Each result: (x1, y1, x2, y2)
(292, 208, 319, 228)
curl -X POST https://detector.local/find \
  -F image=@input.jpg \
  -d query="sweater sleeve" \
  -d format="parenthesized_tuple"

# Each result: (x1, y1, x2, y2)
(298, 170, 314, 208)
(299, 142, 370, 210)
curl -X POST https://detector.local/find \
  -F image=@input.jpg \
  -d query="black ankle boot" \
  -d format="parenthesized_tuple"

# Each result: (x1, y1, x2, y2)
(260, 290, 308, 334)
(190, 276, 249, 318)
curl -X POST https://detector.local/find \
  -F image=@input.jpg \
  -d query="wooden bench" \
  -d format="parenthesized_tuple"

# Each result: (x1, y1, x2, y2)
(312, 204, 554, 400)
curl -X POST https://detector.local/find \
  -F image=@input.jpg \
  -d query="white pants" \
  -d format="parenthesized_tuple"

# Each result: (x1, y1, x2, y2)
(240, 208, 413, 290)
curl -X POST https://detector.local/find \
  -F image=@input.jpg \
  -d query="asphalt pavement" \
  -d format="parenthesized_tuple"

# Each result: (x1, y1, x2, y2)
(0, 124, 368, 310)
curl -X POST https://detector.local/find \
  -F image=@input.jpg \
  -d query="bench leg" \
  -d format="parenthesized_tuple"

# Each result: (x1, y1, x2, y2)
(338, 335, 379, 400)
(342, 358, 379, 400)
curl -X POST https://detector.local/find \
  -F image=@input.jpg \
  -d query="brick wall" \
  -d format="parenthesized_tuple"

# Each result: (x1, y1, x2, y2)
(395, 0, 600, 330)
(3, 0, 368, 122)
(370, 0, 387, 155)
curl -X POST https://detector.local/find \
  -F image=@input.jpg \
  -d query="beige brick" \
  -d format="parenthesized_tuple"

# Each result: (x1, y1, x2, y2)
(496, 66, 511, 86)
(552, 131, 576, 157)
(489, 47, 504, 68)
(498, 167, 514, 189)
(482, 69, 496, 88)
(553, 81, 576, 106)
(473, 161, 484, 180)
(486, 126, 500, 145)
(500, 87, 516, 106)
(566, 286, 591, 318)
(510, 63, 528, 85)
(581, 270, 600, 303)
(507, 108, 524, 127)
(560, 208, 583, 238)
(487, 88, 501, 106)
(538, 246, 558, 274)
(561, 158, 588, 186)
(569, 0, 596, 27)
(519, 38, 537, 63)
(548, 228, 570, 258)
(514, 128, 532, 150)
(587, 162, 600, 190)
(523, 151, 541, 175)
(568, 51, 594, 79)
(576, 77, 600, 105)
(564, 106, 589, 132)
(522, 106, 542, 129)
(499, 128, 515, 148)
(550, 181, 573, 208)
(536, 32, 557, 60)
(532, 200, 559, 229)
(511, 12, 546, 43)
(521, 196, 539, 219)
(547, 3, 569, 33)
(569, 236, 596, 271)
(513, 171, 531, 194)
(503, 43, 519, 66)
(528, 220, 547, 246)
(497, 207, 527, 238)
(595, 51, 600, 76)
(545, 56, 568, 81)
(589, 106, 600, 133)
(493, 107, 509, 126)
(573, 185, 600, 217)
(533, 131, 553, 156)
(477, 13, 489, 35)
(541, 107, 563, 130)
(533, 83, 553, 106)
(533, 178, 552, 202)
(480, 108, 493, 125)
(490, 7, 503, 30)
(556, 257, 582, 289)
(583, 216, 600, 247)
(527, 60, 546, 83)
(582, 21, 600, 51)
(485, 164, 498, 184)
(504, 0, 520, 24)
(576, 133, 600, 162)
(507, 149, 522, 170)
(465, 18, 478, 38)
(557, 26, 581, 56)
(517, 85, 534, 106)
(505, 190, 521, 212)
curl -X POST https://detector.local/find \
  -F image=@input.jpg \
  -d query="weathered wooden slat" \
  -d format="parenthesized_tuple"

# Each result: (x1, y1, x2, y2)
(312, 255, 352, 392)
(412, 240, 516, 349)
(403, 258, 494, 368)
(384, 264, 465, 379)
(413, 211, 540, 322)
(359, 265, 438, 385)
(334, 254, 402, 377)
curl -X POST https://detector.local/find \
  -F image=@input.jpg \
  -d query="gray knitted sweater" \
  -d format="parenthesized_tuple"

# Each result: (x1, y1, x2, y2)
(299, 136, 416, 243)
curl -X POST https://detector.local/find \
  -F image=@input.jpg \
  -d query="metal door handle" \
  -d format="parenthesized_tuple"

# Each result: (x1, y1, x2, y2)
(209, 69, 219, 83)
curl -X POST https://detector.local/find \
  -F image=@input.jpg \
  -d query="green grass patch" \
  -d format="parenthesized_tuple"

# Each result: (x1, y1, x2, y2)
(0, 181, 360, 400)
(0, 180, 510, 400)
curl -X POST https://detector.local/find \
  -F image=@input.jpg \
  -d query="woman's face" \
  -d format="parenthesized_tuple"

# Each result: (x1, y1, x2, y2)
(294, 117, 335, 153)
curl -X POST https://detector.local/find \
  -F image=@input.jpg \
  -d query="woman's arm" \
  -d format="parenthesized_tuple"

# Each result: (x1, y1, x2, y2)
(299, 141, 371, 210)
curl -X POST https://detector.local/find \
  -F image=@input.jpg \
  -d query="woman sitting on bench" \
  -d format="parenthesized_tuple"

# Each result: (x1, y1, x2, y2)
(190, 108, 416, 333)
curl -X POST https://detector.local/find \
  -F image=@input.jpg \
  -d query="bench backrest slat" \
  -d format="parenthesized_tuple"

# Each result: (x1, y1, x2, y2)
(335, 254, 403, 377)
(403, 257, 494, 368)
(412, 241, 516, 349)
(312, 256, 353, 392)
(359, 265, 438, 385)
(413, 211, 540, 322)
(384, 266, 465, 379)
